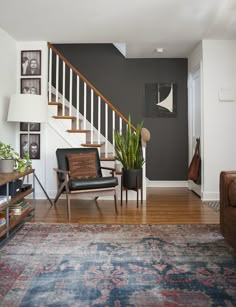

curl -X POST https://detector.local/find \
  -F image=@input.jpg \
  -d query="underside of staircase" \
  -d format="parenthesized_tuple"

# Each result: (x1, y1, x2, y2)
(48, 101, 115, 161)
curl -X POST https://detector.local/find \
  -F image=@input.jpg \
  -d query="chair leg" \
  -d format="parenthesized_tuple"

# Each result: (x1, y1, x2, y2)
(114, 191, 118, 214)
(54, 190, 61, 204)
(66, 194, 71, 221)
(54, 184, 65, 204)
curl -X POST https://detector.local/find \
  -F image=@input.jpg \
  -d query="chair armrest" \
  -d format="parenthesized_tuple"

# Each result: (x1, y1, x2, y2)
(100, 166, 116, 177)
(53, 168, 70, 187)
(53, 168, 70, 175)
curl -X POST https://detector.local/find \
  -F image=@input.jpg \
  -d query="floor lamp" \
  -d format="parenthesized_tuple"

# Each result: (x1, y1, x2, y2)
(7, 94, 53, 205)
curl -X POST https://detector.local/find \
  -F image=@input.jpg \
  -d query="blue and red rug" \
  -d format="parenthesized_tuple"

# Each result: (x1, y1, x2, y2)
(0, 223, 236, 306)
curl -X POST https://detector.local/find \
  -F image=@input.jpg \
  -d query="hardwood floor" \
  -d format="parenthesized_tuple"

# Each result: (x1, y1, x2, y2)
(31, 187, 219, 224)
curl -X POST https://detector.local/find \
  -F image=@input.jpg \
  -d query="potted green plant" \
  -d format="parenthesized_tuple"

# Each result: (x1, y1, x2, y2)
(0, 141, 19, 173)
(114, 116, 144, 189)
(17, 153, 32, 173)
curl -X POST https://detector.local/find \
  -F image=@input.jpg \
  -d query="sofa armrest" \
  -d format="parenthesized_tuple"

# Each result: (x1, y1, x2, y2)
(219, 171, 236, 234)
(220, 171, 236, 208)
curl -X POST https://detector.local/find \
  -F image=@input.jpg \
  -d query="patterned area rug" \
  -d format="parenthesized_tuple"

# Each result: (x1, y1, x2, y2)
(203, 201, 220, 212)
(0, 223, 236, 306)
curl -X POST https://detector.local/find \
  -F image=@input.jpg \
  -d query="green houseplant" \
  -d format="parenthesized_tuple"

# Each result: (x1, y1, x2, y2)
(114, 116, 144, 189)
(0, 142, 32, 173)
(17, 153, 32, 173)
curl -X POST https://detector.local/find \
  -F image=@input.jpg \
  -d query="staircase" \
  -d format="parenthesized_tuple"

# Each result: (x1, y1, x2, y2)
(46, 43, 146, 200)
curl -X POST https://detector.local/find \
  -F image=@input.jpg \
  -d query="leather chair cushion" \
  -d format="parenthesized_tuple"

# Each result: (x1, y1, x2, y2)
(67, 152, 97, 179)
(228, 180, 236, 207)
(69, 176, 118, 191)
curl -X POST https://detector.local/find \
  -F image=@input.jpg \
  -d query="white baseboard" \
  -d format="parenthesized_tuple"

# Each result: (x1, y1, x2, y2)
(146, 180, 188, 188)
(202, 192, 219, 201)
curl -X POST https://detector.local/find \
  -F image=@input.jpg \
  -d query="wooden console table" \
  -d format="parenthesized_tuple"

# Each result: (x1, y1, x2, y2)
(0, 169, 35, 243)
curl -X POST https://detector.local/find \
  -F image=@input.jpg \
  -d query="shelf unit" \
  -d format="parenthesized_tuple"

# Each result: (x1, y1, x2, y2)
(0, 169, 35, 243)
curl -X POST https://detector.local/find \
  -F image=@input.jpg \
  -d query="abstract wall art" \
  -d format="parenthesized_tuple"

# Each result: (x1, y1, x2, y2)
(145, 83, 176, 117)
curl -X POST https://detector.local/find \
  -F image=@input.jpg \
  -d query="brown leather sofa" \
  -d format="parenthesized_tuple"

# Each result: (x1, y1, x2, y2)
(220, 171, 236, 249)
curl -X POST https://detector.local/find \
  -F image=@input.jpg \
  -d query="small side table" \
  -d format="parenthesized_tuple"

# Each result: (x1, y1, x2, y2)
(120, 174, 143, 208)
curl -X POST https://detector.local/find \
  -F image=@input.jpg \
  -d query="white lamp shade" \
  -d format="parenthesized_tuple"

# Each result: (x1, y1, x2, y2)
(8, 94, 48, 123)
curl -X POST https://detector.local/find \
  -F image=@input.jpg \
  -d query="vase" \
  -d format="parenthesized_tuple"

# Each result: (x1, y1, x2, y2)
(0, 159, 15, 173)
(122, 168, 142, 189)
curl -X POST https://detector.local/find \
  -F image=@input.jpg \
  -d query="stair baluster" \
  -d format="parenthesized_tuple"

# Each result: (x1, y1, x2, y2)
(83, 82, 87, 130)
(76, 75, 80, 130)
(62, 61, 65, 116)
(69, 68, 73, 116)
(91, 89, 94, 144)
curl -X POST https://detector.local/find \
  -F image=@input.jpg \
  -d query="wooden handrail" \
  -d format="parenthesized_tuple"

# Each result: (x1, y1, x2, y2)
(48, 42, 136, 131)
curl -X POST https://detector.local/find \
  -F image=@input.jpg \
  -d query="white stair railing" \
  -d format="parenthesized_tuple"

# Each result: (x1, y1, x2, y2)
(48, 43, 136, 157)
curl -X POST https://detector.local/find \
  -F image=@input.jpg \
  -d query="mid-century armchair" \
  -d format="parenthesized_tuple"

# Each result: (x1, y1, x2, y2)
(54, 147, 118, 219)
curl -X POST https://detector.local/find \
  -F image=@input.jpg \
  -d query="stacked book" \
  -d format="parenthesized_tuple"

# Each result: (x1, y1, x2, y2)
(10, 198, 31, 215)
(0, 195, 11, 207)
(0, 212, 6, 227)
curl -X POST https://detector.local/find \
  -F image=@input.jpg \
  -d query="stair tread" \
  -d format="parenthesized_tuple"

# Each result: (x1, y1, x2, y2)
(52, 115, 76, 120)
(100, 157, 116, 161)
(100, 152, 116, 161)
(81, 143, 104, 148)
(48, 102, 62, 106)
(67, 129, 90, 133)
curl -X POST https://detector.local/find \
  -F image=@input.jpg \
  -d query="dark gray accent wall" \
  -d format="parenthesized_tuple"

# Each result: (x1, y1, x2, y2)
(53, 43, 188, 180)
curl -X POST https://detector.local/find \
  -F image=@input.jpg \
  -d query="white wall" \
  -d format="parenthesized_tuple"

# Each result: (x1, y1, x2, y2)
(202, 40, 236, 200)
(188, 43, 203, 73)
(0, 27, 17, 146)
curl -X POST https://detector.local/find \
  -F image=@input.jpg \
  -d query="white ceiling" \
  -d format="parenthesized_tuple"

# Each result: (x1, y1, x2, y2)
(0, 0, 236, 58)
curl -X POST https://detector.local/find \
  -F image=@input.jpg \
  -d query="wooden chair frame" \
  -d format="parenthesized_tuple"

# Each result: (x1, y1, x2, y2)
(53, 163, 118, 220)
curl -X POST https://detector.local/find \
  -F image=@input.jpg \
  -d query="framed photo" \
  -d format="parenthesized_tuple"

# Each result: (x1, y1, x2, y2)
(145, 83, 176, 117)
(21, 78, 41, 95)
(20, 134, 40, 159)
(20, 122, 41, 132)
(21, 50, 41, 76)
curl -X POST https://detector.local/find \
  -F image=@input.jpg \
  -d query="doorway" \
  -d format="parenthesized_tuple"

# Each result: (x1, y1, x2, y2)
(188, 67, 202, 197)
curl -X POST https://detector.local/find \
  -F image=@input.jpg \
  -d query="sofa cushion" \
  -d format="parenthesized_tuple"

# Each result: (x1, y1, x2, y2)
(67, 152, 97, 179)
(228, 180, 236, 207)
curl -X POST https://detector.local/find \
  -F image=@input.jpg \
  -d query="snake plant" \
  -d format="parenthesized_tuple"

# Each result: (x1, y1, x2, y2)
(114, 116, 144, 170)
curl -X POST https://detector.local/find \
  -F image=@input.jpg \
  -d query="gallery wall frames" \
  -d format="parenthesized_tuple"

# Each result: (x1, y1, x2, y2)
(20, 49, 43, 160)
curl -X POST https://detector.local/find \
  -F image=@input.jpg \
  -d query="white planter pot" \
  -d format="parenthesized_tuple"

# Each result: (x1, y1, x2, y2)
(0, 159, 15, 173)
